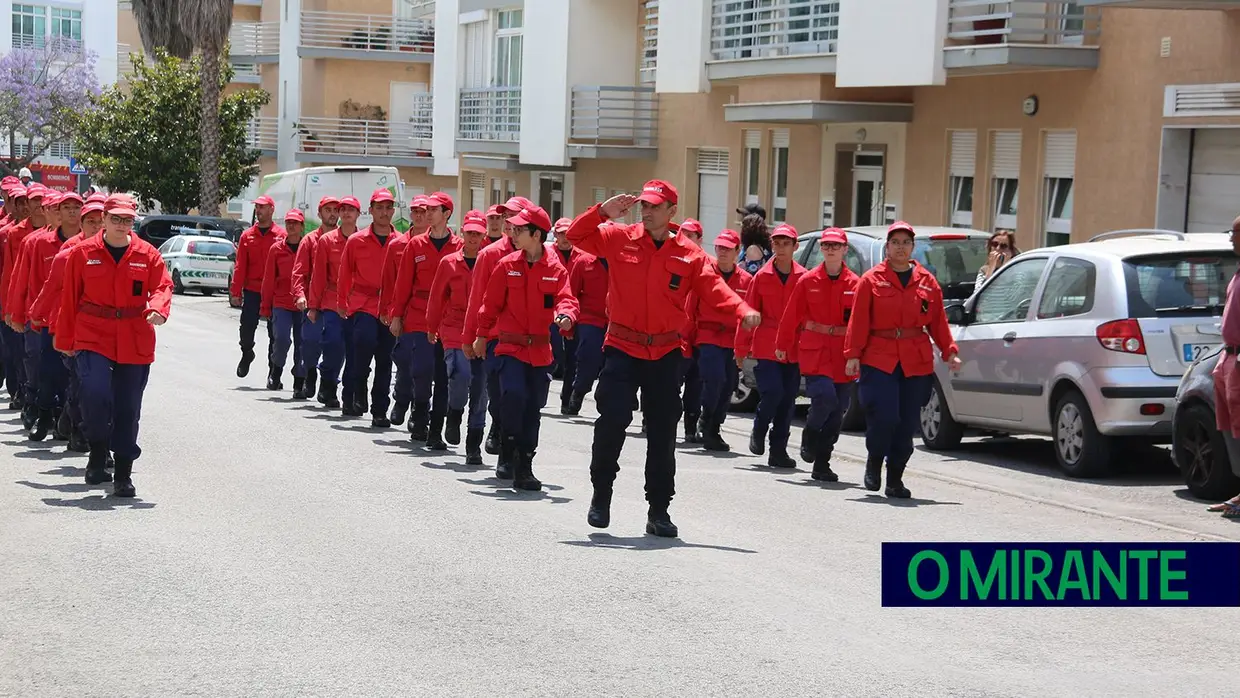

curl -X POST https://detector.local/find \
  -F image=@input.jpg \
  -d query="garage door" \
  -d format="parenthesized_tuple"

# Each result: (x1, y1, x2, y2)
(1188, 128, 1240, 233)
(697, 148, 730, 248)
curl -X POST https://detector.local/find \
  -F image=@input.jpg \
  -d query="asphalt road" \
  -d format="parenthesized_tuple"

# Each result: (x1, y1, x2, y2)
(0, 294, 1232, 697)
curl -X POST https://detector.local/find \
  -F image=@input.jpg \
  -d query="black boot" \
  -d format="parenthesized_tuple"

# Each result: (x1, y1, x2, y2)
(811, 442, 839, 482)
(67, 427, 89, 453)
(389, 401, 409, 426)
(749, 420, 769, 456)
(495, 434, 514, 480)
(864, 457, 883, 492)
(112, 457, 136, 498)
(30, 408, 54, 442)
(409, 402, 429, 441)
(236, 348, 255, 378)
(701, 414, 731, 452)
(485, 423, 500, 455)
(425, 410, 448, 450)
(266, 364, 283, 391)
(464, 427, 484, 465)
(799, 427, 820, 464)
(84, 444, 112, 485)
(292, 376, 307, 400)
(885, 462, 912, 499)
(319, 381, 340, 409)
(511, 445, 542, 492)
(22, 403, 36, 431)
(563, 391, 583, 416)
(587, 489, 612, 528)
(768, 449, 796, 469)
(684, 412, 702, 444)
(371, 412, 391, 429)
(645, 504, 679, 538)
(304, 368, 318, 400)
(444, 408, 464, 445)
(54, 408, 70, 440)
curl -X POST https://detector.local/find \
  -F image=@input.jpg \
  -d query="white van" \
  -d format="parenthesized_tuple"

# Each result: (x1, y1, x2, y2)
(241, 166, 411, 233)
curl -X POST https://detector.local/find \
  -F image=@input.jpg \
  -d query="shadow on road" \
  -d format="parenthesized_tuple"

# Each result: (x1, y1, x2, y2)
(16, 479, 104, 494)
(10, 447, 79, 460)
(560, 532, 758, 554)
(919, 437, 1180, 487)
(470, 488, 572, 505)
(734, 464, 801, 474)
(421, 460, 489, 474)
(847, 493, 962, 508)
(329, 423, 391, 434)
(39, 495, 156, 510)
(776, 478, 861, 491)
(228, 386, 269, 393)
(304, 413, 357, 423)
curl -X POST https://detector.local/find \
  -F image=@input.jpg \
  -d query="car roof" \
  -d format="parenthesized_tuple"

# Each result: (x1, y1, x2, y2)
(141, 214, 246, 229)
(797, 226, 991, 241)
(1027, 233, 1234, 261)
(165, 235, 235, 245)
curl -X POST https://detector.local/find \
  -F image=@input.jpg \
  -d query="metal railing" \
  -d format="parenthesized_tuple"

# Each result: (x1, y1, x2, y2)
(246, 116, 278, 152)
(117, 44, 141, 77)
(570, 86, 658, 148)
(946, 1, 1101, 46)
(229, 21, 280, 56)
(458, 87, 522, 141)
(232, 63, 261, 80)
(293, 115, 432, 158)
(710, 0, 840, 61)
(300, 11, 435, 55)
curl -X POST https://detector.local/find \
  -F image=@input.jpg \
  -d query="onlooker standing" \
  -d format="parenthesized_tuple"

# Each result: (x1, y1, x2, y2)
(1210, 215, 1240, 518)
(974, 231, 1019, 289)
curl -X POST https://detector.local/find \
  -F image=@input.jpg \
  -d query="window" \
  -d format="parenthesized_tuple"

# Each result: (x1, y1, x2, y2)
(640, 0, 658, 85)
(973, 257, 1047, 324)
(491, 178, 502, 206)
(1036, 257, 1095, 319)
(1124, 253, 1240, 317)
(11, 142, 30, 158)
(12, 4, 46, 49)
(947, 130, 977, 228)
(505, 179, 516, 202)
(800, 236, 820, 268)
(51, 8, 80, 42)
(1044, 178, 1073, 247)
(494, 9, 522, 87)
(743, 130, 760, 205)
(770, 129, 789, 223)
(949, 177, 974, 229)
(992, 178, 1018, 231)
(49, 140, 73, 159)
(1061, 1, 1085, 44)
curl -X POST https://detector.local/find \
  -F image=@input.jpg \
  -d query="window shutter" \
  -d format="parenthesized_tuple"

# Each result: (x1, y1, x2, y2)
(697, 148, 730, 174)
(463, 21, 487, 89)
(744, 130, 761, 150)
(771, 129, 790, 149)
(949, 130, 977, 178)
(1043, 131, 1077, 179)
(467, 171, 486, 189)
(990, 131, 1021, 179)
(592, 187, 606, 204)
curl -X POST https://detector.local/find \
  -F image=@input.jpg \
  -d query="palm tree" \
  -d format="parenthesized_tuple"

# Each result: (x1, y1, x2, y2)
(131, 0, 194, 59)
(179, 0, 235, 216)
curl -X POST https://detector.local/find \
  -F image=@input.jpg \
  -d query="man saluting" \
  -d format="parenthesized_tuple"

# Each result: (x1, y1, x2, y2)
(565, 181, 760, 538)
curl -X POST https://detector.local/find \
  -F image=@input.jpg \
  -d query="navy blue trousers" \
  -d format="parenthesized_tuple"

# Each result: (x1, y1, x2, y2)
(36, 328, 67, 410)
(696, 343, 737, 422)
(301, 309, 323, 375)
(445, 348, 488, 429)
(753, 359, 800, 451)
(76, 350, 150, 461)
(857, 363, 932, 468)
(571, 323, 605, 398)
(271, 308, 305, 377)
(496, 355, 550, 452)
(804, 376, 852, 458)
(351, 312, 395, 418)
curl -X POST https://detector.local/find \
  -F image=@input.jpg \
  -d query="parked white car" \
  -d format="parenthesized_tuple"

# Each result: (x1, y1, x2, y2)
(920, 230, 1237, 478)
(158, 233, 237, 295)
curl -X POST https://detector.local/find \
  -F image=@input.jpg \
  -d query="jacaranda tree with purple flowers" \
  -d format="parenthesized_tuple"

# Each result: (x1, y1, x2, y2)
(0, 38, 101, 177)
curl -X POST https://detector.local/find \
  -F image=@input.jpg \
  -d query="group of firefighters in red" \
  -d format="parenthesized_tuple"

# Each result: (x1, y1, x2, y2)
(232, 179, 961, 537)
(0, 176, 172, 499)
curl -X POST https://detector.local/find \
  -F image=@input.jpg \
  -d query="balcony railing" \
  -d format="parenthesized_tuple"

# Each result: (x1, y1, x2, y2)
(229, 21, 280, 56)
(118, 44, 140, 77)
(294, 115, 432, 159)
(709, 0, 840, 61)
(946, 1, 1101, 46)
(231, 63, 261, 81)
(570, 86, 658, 149)
(245, 116, 278, 152)
(458, 87, 522, 141)
(300, 11, 434, 56)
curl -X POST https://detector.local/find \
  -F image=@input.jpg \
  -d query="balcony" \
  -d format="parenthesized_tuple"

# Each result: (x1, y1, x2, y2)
(707, 0, 840, 81)
(117, 44, 141, 80)
(568, 86, 658, 160)
(1078, 0, 1239, 7)
(245, 116, 278, 157)
(299, 11, 434, 62)
(294, 113, 432, 167)
(229, 22, 279, 63)
(945, 1, 1101, 74)
(231, 63, 262, 84)
(457, 88, 522, 156)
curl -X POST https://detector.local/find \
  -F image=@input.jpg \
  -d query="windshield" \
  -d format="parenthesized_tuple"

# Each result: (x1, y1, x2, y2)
(1123, 252, 1239, 317)
(188, 240, 235, 257)
(910, 237, 990, 299)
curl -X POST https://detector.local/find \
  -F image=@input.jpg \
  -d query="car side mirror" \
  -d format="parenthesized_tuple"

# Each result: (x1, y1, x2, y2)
(946, 303, 969, 325)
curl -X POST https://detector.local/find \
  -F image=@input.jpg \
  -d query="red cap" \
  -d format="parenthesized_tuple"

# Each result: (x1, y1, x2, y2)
(318, 196, 339, 208)
(1, 176, 17, 185)
(370, 188, 395, 204)
(820, 227, 848, 245)
(106, 202, 138, 218)
(42, 191, 62, 206)
(637, 180, 678, 206)
(284, 209, 305, 223)
(8, 186, 27, 199)
(485, 204, 504, 218)
(338, 196, 361, 210)
(678, 218, 703, 236)
(553, 217, 572, 231)
(462, 211, 486, 234)
(715, 229, 741, 250)
(410, 195, 430, 210)
(771, 223, 798, 240)
(104, 193, 134, 207)
(26, 185, 46, 200)
(252, 195, 275, 208)
(507, 205, 552, 232)
(80, 201, 105, 218)
(85, 193, 107, 204)
(57, 192, 83, 206)
(500, 196, 535, 214)
(428, 191, 454, 213)
(887, 220, 915, 238)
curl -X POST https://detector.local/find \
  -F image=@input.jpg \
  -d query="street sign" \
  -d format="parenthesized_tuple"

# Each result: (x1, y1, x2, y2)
(68, 158, 87, 175)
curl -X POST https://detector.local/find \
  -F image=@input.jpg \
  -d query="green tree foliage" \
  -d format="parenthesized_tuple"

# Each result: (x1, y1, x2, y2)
(72, 49, 268, 214)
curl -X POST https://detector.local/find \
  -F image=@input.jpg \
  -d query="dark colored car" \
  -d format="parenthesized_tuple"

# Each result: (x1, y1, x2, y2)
(1172, 345, 1240, 500)
(135, 215, 248, 247)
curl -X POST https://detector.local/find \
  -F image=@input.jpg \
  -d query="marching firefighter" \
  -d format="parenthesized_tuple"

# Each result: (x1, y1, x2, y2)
(10, 186, 50, 431)
(427, 209, 488, 464)
(260, 209, 308, 393)
(0, 184, 31, 407)
(562, 233, 609, 416)
(380, 194, 427, 425)
(473, 203, 578, 490)
(565, 181, 759, 537)
(292, 196, 341, 401)
(735, 223, 806, 468)
(230, 195, 286, 379)
(484, 205, 505, 244)
(674, 219, 705, 443)
(308, 196, 362, 410)
(687, 228, 751, 452)
(56, 198, 173, 497)
(774, 227, 858, 482)
(843, 221, 961, 498)
(549, 218, 579, 396)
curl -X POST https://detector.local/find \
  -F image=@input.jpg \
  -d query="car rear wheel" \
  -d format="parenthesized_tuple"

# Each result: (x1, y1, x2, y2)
(730, 381, 759, 413)
(1175, 403, 1240, 500)
(172, 269, 185, 295)
(1053, 390, 1113, 478)
(920, 379, 964, 450)
(840, 384, 866, 431)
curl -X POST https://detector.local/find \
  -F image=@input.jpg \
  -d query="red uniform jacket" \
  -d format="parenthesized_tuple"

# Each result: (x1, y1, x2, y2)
(339, 226, 393, 318)
(291, 228, 324, 304)
(476, 250, 579, 367)
(426, 252, 475, 350)
(378, 231, 410, 320)
(391, 231, 463, 333)
(308, 227, 351, 313)
(775, 264, 860, 382)
(32, 232, 88, 332)
(688, 263, 752, 350)
(260, 238, 301, 317)
(736, 260, 806, 362)
(565, 205, 752, 361)
(463, 235, 517, 342)
(1, 219, 34, 316)
(843, 260, 959, 377)
(228, 223, 286, 297)
(10, 227, 71, 326)
(568, 252, 609, 329)
(56, 235, 173, 364)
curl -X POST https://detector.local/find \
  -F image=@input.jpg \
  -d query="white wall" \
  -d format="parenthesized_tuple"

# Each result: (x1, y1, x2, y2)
(277, 0, 302, 172)
(836, 0, 948, 87)
(431, 0, 461, 177)
(654, 0, 709, 94)
(83, 0, 119, 85)
(518, 0, 571, 166)
(818, 122, 908, 222)
(566, 0, 638, 90)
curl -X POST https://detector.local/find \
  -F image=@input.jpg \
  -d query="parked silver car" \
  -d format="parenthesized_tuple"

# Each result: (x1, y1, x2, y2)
(920, 230, 1238, 477)
(1173, 345, 1240, 500)
(158, 233, 237, 296)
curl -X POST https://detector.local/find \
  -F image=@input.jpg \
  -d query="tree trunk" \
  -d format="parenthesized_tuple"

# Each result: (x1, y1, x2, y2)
(198, 48, 222, 216)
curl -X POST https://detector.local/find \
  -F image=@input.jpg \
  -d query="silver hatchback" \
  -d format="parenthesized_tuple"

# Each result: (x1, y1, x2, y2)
(920, 231, 1238, 477)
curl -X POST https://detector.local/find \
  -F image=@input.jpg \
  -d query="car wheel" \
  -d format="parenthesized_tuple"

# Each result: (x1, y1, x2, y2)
(730, 380, 759, 413)
(1053, 390, 1113, 478)
(920, 379, 964, 450)
(1175, 403, 1240, 500)
(840, 384, 865, 432)
(201, 288, 215, 296)
(172, 269, 185, 295)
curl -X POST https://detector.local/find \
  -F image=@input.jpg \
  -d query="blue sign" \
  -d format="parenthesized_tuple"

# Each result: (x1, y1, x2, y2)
(68, 158, 87, 175)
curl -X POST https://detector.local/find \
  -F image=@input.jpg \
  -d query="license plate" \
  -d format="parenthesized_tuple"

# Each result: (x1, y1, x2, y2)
(1183, 343, 1216, 363)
